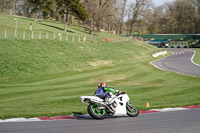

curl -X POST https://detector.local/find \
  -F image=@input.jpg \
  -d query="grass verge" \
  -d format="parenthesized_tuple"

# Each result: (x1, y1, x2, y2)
(0, 14, 200, 119)
(193, 50, 200, 65)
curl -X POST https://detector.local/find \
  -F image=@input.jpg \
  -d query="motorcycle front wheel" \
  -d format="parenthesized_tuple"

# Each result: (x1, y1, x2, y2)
(126, 102, 139, 117)
(87, 103, 107, 120)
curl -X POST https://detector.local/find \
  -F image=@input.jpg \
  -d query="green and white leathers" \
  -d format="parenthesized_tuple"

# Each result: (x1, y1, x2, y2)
(94, 86, 117, 98)
(104, 87, 118, 93)
(95, 82, 118, 99)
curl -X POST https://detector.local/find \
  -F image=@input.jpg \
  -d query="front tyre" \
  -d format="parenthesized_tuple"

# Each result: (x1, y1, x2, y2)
(88, 103, 107, 120)
(126, 102, 139, 117)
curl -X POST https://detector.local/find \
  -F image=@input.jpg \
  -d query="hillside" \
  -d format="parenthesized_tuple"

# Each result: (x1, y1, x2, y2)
(0, 39, 156, 83)
(0, 14, 200, 119)
(0, 14, 124, 42)
(0, 14, 157, 83)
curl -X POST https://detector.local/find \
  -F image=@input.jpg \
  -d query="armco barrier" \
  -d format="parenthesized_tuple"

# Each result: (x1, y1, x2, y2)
(152, 51, 167, 58)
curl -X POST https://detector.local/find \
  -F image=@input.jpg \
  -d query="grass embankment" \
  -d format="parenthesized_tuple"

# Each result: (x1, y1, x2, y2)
(193, 50, 200, 65)
(0, 14, 88, 36)
(0, 14, 200, 119)
(0, 14, 122, 42)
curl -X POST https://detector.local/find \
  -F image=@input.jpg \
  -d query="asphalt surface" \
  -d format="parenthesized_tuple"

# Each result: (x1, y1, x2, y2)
(0, 108, 200, 133)
(150, 49, 200, 77)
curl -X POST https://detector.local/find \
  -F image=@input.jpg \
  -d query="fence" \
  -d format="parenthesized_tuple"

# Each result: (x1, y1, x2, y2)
(0, 29, 102, 43)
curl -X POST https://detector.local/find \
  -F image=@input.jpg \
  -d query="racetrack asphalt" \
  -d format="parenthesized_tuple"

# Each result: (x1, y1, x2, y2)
(150, 49, 200, 77)
(0, 108, 200, 133)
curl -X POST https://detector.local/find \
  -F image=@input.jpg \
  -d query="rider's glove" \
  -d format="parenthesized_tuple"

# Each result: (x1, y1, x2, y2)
(114, 90, 121, 96)
(117, 90, 121, 94)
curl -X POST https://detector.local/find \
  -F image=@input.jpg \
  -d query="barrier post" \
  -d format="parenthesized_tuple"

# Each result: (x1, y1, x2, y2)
(31, 31, 34, 39)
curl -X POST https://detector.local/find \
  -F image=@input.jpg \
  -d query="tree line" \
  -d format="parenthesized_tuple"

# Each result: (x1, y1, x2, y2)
(145, 0, 200, 34)
(1, 0, 200, 35)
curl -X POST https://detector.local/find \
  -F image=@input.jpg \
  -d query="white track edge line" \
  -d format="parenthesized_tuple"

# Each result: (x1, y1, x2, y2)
(149, 53, 173, 71)
(0, 118, 42, 123)
(191, 51, 200, 67)
(151, 107, 189, 112)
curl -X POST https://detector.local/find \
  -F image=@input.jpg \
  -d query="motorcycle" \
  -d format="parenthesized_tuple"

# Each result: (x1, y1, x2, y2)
(80, 91, 139, 119)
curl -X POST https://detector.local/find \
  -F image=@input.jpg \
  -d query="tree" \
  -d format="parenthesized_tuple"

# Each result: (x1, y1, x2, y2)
(0, 0, 18, 14)
(146, 0, 198, 34)
(28, 0, 53, 21)
(84, 0, 122, 35)
(128, 0, 153, 37)
(119, 0, 127, 35)
(56, 0, 88, 32)
(84, 0, 97, 34)
(0, 0, 4, 12)
(84, 0, 118, 32)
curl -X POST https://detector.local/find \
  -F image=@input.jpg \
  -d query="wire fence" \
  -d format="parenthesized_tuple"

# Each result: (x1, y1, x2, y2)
(0, 29, 103, 43)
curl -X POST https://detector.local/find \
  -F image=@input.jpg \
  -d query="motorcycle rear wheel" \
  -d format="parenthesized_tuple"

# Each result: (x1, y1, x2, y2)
(126, 102, 139, 117)
(88, 103, 107, 120)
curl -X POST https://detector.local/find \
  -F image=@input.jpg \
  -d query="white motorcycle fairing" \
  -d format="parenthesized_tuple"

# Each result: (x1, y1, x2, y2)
(111, 94, 129, 116)
(80, 96, 105, 105)
(80, 94, 130, 117)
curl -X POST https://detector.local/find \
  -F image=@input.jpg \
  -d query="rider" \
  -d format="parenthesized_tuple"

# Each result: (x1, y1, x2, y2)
(94, 82, 120, 104)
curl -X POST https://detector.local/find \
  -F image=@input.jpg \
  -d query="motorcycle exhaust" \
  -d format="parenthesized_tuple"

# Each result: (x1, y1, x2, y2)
(83, 98, 115, 113)
(81, 97, 115, 113)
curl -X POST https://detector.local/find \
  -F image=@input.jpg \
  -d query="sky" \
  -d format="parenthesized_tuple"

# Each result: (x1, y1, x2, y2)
(153, 0, 174, 6)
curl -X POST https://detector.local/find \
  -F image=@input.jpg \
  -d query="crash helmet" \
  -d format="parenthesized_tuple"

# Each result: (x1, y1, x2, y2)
(98, 82, 107, 87)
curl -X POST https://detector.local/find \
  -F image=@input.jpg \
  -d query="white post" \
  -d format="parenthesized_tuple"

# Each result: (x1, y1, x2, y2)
(39, 31, 41, 39)
(60, 34, 62, 41)
(83, 36, 86, 42)
(78, 35, 80, 42)
(58, 33, 62, 41)
(14, 19, 18, 39)
(5, 30, 7, 39)
(72, 34, 74, 42)
(65, 34, 68, 41)
(23, 31, 25, 39)
(31, 31, 34, 39)
(30, 23, 32, 31)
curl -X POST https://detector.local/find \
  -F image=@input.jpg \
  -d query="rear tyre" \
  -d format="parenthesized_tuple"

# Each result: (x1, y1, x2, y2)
(126, 102, 139, 117)
(88, 103, 107, 120)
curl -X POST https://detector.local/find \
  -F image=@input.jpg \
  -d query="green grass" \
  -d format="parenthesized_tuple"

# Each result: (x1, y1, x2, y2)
(193, 50, 200, 65)
(0, 14, 125, 42)
(0, 14, 200, 119)
(0, 14, 86, 34)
